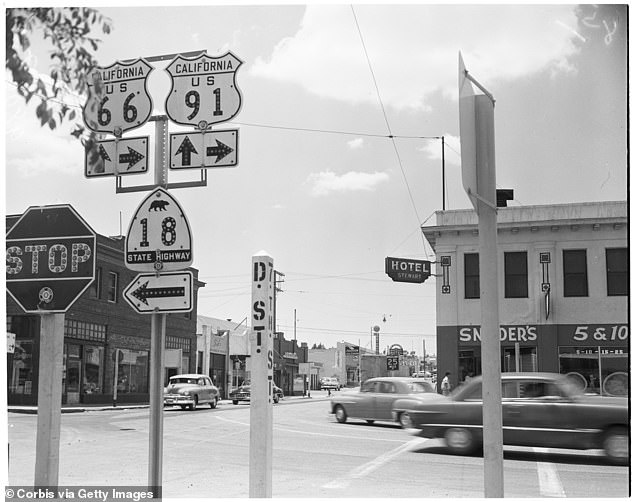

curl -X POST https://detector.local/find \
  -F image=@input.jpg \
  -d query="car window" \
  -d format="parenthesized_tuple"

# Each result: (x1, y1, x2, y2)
(361, 381, 378, 393)
(518, 381, 563, 398)
(462, 382, 482, 400)
(378, 382, 396, 393)
(408, 381, 434, 393)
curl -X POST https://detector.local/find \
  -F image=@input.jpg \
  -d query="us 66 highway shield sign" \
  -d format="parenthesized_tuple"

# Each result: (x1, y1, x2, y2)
(165, 52, 243, 129)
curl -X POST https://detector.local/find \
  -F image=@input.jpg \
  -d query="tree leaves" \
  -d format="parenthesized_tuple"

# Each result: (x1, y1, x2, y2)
(6, 7, 112, 140)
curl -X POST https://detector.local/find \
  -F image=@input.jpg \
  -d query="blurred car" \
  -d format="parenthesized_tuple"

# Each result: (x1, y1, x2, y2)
(330, 376, 443, 427)
(229, 380, 284, 404)
(163, 374, 219, 410)
(320, 377, 341, 391)
(399, 372, 629, 465)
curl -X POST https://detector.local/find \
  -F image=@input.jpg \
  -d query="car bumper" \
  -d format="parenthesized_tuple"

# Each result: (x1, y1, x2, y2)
(163, 395, 195, 406)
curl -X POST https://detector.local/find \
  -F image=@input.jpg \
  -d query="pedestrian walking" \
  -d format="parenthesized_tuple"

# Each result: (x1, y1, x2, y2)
(441, 371, 452, 396)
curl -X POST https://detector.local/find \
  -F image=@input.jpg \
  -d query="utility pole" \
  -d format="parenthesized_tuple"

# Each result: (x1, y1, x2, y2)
(273, 270, 285, 336)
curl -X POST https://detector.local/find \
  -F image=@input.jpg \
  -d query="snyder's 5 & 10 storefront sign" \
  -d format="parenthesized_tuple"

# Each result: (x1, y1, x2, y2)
(456, 324, 629, 345)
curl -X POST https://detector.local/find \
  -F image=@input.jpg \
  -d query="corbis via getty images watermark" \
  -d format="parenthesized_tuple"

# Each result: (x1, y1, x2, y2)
(4, 487, 159, 501)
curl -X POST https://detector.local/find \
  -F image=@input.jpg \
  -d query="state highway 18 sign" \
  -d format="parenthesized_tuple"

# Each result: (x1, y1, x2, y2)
(83, 58, 154, 135)
(165, 52, 243, 129)
(125, 187, 193, 272)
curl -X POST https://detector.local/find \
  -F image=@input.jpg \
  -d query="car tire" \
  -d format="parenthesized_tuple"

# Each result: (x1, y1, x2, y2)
(180, 405, 187, 410)
(444, 427, 476, 455)
(232, 400, 239, 405)
(210, 397, 218, 409)
(366, 420, 375, 425)
(398, 412, 413, 429)
(603, 426, 629, 465)
(189, 396, 198, 411)
(334, 405, 347, 423)
(273, 394, 279, 404)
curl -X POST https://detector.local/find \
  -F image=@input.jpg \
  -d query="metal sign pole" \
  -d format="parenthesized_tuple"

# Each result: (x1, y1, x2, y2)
(34, 313, 64, 487)
(148, 312, 166, 492)
(148, 114, 168, 495)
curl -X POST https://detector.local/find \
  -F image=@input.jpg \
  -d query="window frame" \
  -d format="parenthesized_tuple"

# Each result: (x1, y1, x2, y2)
(504, 251, 528, 298)
(107, 271, 119, 303)
(563, 249, 588, 297)
(464, 252, 480, 299)
(606, 248, 628, 296)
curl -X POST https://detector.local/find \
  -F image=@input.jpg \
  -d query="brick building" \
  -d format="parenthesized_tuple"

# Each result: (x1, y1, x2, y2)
(7, 213, 204, 406)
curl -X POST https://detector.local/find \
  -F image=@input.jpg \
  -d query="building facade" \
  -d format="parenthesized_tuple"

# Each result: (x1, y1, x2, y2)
(7, 215, 203, 406)
(422, 201, 628, 396)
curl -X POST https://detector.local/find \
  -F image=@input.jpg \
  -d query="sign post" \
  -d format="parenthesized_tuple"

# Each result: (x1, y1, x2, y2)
(459, 52, 503, 497)
(250, 251, 274, 498)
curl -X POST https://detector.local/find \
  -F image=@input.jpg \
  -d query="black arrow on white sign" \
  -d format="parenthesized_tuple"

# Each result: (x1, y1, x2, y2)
(131, 281, 186, 305)
(119, 146, 145, 169)
(206, 139, 234, 163)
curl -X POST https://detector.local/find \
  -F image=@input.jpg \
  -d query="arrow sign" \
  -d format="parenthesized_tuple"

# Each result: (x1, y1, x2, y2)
(85, 136, 149, 177)
(124, 271, 193, 314)
(206, 139, 234, 163)
(170, 129, 238, 170)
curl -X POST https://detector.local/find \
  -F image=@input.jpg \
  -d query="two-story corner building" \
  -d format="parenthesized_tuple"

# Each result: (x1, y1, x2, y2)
(422, 201, 628, 396)
(7, 213, 204, 406)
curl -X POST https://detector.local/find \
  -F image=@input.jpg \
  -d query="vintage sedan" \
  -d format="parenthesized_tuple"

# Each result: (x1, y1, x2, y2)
(330, 377, 443, 427)
(398, 372, 629, 465)
(163, 374, 220, 410)
(229, 380, 284, 404)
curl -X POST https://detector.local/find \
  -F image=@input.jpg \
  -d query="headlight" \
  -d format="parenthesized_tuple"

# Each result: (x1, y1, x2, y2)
(182, 391, 190, 396)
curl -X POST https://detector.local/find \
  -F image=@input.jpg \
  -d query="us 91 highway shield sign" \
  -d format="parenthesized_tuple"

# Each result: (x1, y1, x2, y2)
(165, 52, 243, 129)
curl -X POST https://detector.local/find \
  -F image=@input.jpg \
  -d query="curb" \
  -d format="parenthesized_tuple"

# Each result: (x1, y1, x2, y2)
(9, 395, 332, 414)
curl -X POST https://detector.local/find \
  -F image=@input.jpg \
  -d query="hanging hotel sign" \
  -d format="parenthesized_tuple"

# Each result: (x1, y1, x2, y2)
(385, 257, 431, 284)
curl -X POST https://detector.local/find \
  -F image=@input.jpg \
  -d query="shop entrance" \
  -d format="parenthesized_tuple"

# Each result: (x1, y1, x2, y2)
(64, 343, 82, 404)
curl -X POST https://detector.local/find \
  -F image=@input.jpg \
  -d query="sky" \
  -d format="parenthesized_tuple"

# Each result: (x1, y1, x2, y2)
(4, 2, 629, 356)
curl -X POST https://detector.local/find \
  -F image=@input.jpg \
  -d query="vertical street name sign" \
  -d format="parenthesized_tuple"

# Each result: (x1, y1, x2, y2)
(83, 58, 154, 135)
(249, 251, 274, 498)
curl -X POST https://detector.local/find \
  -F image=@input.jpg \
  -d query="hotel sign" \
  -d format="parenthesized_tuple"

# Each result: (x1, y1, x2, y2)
(385, 257, 431, 284)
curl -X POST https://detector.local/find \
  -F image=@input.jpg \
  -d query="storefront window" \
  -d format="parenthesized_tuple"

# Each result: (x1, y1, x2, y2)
(559, 346, 628, 396)
(117, 349, 149, 393)
(10, 339, 34, 394)
(503, 346, 537, 372)
(83, 345, 104, 394)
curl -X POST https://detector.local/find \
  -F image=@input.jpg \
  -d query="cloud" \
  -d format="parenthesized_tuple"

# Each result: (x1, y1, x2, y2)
(307, 170, 389, 196)
(250, 5, 580, 110)
(347, 138, 364, 150)
(418, 134, 461, 166)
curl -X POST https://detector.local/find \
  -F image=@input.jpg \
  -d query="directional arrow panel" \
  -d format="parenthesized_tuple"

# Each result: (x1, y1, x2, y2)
(85, 136, 149, 177)
(169, 129, 238, 170)
(123, 271, 193, 314)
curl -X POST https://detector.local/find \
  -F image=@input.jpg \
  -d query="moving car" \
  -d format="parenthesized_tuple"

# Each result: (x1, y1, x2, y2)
(229, 380, 284, 404)
(330, 376, 442, 427)
(320, 377, 342, 391)
(399, 372, 629, 465)
(163, 374, 220, 410)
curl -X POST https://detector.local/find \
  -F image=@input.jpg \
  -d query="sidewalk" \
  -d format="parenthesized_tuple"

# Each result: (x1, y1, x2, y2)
(8, 390, 334, 414)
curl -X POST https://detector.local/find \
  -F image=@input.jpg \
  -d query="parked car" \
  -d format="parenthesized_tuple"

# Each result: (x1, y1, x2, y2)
(399, 372, 629, 465)
(163, 374, 219, 410)
(320, 377, 341, 391)
(229, 380, 284, 404)
(330, 376, 442, 427)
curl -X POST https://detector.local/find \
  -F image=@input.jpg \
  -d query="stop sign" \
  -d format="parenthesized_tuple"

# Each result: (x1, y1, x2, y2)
(6, 205, 96, 313)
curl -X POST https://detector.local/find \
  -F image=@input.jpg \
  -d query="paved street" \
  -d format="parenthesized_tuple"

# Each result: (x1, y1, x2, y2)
(7, 391, 629, 498)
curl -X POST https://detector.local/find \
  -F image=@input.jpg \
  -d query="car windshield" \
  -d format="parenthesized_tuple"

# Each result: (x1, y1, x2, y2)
(170, 378, 197, 385)
(407, 381, 434, 393)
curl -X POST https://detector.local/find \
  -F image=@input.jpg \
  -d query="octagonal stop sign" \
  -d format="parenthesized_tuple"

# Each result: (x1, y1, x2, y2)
(6, 205, 96, 313)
